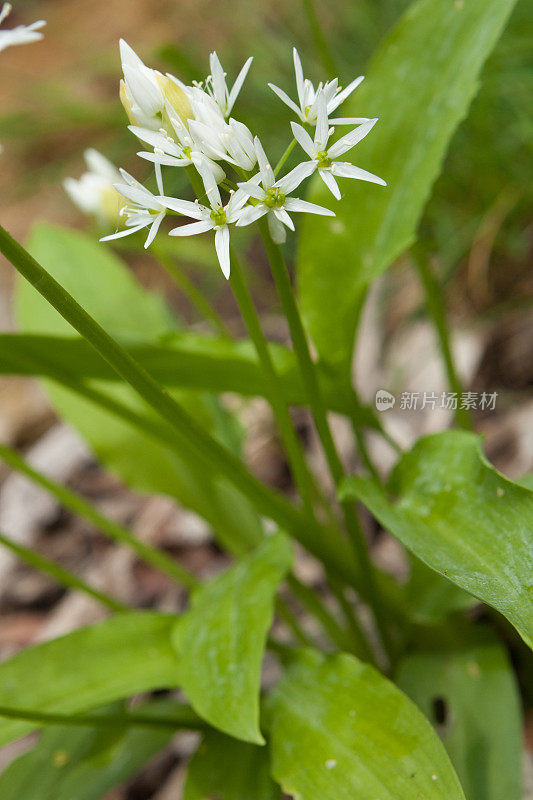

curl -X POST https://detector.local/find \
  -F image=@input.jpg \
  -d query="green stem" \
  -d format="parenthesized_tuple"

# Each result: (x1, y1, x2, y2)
(413, 249, 473, 431)
(328, 577, 378, 665)
(259, 222, 393, 657)
(276, 597, 314, 647)
(301, 0, 338, 77)
(0, 443, 198, 590)
(153, 244, 231, 339)
(229, 247, 316, 515)
(274, 139, 297, 177)
(0, 704, 207, 731)
(0, 531, 126, 612)
(288, 574, 353, 652)
(0, 224, 355, 586)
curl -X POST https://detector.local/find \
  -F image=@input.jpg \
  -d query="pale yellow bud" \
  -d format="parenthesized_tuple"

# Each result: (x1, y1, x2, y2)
(156, 75, 193, 125)
(119, 79, 138, 125)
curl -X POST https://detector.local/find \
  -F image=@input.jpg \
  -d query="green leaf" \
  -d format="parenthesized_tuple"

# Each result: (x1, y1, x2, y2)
(405, 557, 474, 624)
(298, 0, 518, 372)
(266, 649, 465, 800)
(0, 699, 177, 800)
(397, 632, 523, 800)
(16, 223, 263, 555)
(0, 331, 373, 421)
(340, 431, 533, 648)
(184, 729, 280, 800)
(172, 533, 292, 744)
(0, 612, 179, 747)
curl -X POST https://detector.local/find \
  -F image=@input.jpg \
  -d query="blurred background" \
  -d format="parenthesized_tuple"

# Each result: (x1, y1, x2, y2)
(0, 0, 532, 794)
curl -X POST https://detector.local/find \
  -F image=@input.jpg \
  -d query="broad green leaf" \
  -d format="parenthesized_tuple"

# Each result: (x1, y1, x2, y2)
(16, 223, 263, 555)
(266, 649, 465, 800)
(397, 632, 523, 800)
(340, 431, 533, 648)
(184, 729, 280, 800)
(0, 699, 178, 800)
(298, 0, 518, 372)
(0, 612, 179, 747)
(172, 533, 292, 744)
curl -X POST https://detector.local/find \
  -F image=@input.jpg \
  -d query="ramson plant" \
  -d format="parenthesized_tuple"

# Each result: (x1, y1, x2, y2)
(0, 2, 530, 799)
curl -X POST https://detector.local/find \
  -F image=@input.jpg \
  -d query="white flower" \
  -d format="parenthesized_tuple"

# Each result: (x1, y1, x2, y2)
(100, 166, 167, 249)
(268, 47, 369, 126)
(236, 137, 335, 244)
(63, 148, 125, 225)
(158, 159, 250, 279)
(0, 3, 45, 53)
(119, 39, 191, 130)
(290, 96, 386, 199)
(205, 51, 253, 118)
(128, 120, 226, 183)
(188, 110, 257, 172)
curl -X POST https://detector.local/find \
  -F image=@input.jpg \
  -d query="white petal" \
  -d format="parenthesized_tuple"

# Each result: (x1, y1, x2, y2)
(314, 93, 329, 151)
(137, 151, 190, 167)
(123, 64, 161, 117)
(119, 39, 145, 72)
(274, 207, 295, 231)
(328, 75, 364, 113)
(118, 168, 146, 190)
(236, 204, 268, 227)
(100, 224, 147, 242)
(332, 162, 387, 186)
(268, 83, 302, 118)
(227, 188, 251, 220)
(144, 212, 165, 248)
(236, 180, 266, 201)
(290, 121, 315, 158)
(158, 196, 204, 218)
(228, 56, 253, 113)
(283, 197, 336, 216)
(254, 137, 274, 189)
(169, 219, 213, 236)
(293, 47, 305, 109)
(329, 117, 372, 125)
(114, 182, 155, 208)
(209, 52, 228, 105)
(195, 156, 222, 208)
(276, 161, 316, 194)
(328, 118, 378, 159)
(214, 226, 231, 279)
(268, 211, 287, 244)
(319, 169, 341, 199)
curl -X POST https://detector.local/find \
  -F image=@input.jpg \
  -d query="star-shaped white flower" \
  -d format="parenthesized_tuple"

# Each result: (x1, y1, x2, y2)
(0, 3, 45, 53)
(268, 48, 369, 126)
(236, 137, 335, 244)
(158, 159, 250, 279)
(100, 166, 167, 249)
(205, 51, 253, 118)
(291, 95, 386, 200)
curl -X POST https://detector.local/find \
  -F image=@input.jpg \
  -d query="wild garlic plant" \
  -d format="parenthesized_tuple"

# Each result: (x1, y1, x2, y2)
(0, 4, 531, 799)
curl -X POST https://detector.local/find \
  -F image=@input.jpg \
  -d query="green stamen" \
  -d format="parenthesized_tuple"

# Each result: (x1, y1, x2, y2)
(210, 207, 227, 226)
(316, 150, 332, 169)
(264, 187, 286, 209)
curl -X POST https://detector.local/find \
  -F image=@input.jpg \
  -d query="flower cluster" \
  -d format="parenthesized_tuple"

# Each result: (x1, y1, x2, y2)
(66, 41, 386, 278)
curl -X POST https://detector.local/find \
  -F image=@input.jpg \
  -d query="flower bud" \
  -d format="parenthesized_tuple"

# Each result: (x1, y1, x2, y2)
(156, 74, 193, 126)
